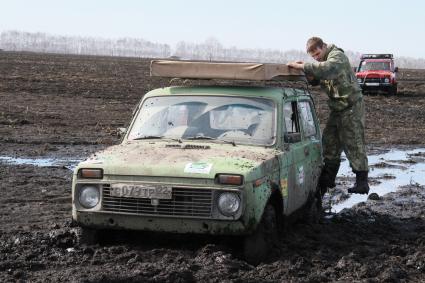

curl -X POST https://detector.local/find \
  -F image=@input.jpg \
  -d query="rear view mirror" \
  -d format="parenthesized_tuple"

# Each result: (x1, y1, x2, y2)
(117, 127, 127, 138)
(284, 133, 301, 143)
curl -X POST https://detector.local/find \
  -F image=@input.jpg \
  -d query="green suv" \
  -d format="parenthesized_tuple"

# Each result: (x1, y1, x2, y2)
(72, 61, 323, 263)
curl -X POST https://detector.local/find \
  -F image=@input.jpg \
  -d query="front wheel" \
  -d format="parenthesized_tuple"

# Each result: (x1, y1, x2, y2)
(388, 85, 397, 95)
(305, 192, 323, 224)
(243, 204, 279, 265)
(79, 227, 100, 245)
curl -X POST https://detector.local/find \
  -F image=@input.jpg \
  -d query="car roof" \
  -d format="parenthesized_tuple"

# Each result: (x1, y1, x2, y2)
(144, 85, 309, 101)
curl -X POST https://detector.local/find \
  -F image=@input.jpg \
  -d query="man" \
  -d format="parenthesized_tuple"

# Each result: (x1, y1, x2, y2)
(288, 37, 370, 194)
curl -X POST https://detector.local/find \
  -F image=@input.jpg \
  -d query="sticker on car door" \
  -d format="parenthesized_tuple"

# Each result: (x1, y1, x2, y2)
(298, 166, 304, 185)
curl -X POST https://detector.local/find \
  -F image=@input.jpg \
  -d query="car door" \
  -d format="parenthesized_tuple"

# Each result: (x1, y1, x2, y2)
(281, 100, 310, 215)
(297, 99, 322, 197)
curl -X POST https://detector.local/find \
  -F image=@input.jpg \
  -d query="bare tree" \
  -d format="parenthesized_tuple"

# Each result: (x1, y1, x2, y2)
(0, 30, 171, 58)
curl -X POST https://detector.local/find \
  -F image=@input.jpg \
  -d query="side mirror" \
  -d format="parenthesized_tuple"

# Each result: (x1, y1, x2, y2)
(352, 66, 358, 73)
(284, 132, 301, 143)
(117, 127, 127, 138)
(394, 67, 399, 72)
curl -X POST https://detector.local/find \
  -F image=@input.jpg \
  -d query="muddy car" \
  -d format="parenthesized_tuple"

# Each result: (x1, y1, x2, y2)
(72, 61, 323, 263)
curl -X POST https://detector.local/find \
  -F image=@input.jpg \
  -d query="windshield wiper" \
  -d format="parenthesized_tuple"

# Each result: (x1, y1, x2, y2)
(185, 135, 236, 146)
(185, 135, 216, 140)
(133, 135, 164, 140)
(220, 140, 237, 146)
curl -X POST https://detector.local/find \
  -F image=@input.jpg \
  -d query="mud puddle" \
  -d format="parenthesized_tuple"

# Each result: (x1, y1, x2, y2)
(329, 147, 425, 213)
(0, 156, 81, 170)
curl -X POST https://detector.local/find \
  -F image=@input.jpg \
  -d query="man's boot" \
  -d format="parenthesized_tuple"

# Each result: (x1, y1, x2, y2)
(348, 171, 370, 194)
(318, 162, 340, 195)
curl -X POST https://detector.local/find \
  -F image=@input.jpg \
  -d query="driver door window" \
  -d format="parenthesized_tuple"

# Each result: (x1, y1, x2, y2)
(283, 101, 301, 143)
(298, 101, 317, 138)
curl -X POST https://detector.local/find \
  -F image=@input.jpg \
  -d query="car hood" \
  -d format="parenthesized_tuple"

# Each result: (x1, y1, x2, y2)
(76, 141, 280, 180)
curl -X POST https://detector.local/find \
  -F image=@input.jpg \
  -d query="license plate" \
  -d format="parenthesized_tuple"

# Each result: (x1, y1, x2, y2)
(365, 82, 379, 86)
(110, 183, 172, 199)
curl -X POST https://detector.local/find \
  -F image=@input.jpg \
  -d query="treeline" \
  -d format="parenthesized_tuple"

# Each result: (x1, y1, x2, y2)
(0, 30, 424, 68)
(0, 30, 171, 58)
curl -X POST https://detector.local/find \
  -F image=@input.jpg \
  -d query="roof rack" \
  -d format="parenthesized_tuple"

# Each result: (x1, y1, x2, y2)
(163, 77, 310, 92)
(361, 54, 393, 60)
(150, 60, 306, 82)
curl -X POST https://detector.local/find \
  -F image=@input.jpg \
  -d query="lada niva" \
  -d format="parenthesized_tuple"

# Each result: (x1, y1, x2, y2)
(72, 61, 323, 263)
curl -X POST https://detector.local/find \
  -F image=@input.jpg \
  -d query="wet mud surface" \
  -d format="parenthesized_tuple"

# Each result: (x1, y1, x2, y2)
(1, 52, 425, 282)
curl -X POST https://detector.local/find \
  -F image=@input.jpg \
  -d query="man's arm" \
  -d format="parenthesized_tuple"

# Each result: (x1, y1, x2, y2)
(303, 52, 344, 80)
(287, 61, 319, 86)
(287, 61, 304, 70)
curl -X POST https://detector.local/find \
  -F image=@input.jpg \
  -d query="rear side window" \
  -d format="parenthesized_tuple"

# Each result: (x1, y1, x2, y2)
(298, 101, 317, 138)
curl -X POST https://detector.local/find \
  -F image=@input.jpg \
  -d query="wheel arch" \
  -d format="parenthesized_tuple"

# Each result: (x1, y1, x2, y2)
(269, 182, 284, 216)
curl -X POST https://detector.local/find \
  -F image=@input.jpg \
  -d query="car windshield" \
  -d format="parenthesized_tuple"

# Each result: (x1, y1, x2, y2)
(359, 61, 391, 71)
(128, 95, 276, 146)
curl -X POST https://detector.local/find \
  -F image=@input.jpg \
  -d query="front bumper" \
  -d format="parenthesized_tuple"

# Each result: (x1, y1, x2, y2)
(74, 210, 252, 235)
(358, 82, 396, 93)
(72, 182, 255, 235)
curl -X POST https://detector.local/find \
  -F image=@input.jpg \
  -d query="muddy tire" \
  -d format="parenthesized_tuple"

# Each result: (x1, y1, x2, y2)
(388, 85, 397, 96)
(243, 204, 278, 265)
(79, 227, 100, 245)
(304, 192, 323, 224)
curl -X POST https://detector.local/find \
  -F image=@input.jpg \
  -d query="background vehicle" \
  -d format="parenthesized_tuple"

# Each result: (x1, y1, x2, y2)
(356, 54, 398, 95)
(71, 61, 323, 264)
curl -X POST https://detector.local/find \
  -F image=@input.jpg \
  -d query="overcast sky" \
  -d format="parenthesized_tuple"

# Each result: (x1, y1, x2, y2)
(1, 0, 423, 58)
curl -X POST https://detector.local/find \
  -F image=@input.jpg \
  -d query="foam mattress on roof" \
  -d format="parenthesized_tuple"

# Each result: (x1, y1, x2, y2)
(150, 60, 305, 81)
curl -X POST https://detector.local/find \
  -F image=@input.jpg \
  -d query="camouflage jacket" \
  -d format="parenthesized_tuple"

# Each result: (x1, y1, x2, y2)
(304, 44, 362, 112)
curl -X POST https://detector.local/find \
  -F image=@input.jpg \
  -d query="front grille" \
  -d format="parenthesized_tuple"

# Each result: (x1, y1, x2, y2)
(364, 78, 381, 83)
(102, 184, 213, 218)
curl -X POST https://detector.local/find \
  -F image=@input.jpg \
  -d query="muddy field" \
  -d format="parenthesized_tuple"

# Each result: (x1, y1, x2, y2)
(1, 51, 425, 282)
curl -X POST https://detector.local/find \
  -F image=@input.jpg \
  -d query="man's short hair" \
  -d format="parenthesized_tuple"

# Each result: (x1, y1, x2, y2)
(306, 37, 325, 53)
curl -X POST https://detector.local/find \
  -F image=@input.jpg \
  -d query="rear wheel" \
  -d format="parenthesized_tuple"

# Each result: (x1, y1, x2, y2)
(243, 204, 279, 265)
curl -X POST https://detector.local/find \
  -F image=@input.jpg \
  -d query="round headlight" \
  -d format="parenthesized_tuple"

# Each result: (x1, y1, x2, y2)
(384, 78, 390, 83)
(79, 185, 100, 208)
(217, 192, 241, 216)
(357, 78, 362, 83)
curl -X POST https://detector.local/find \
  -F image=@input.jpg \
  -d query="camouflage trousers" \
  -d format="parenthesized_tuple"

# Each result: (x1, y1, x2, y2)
(322, 98, 369, 172)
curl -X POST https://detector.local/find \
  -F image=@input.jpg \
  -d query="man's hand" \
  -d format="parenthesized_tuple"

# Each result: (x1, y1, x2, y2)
(287, 61, 305, 70)
(306, 75, 315, 81)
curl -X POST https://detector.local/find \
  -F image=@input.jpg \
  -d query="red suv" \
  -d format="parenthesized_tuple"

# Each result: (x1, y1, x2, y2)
(356, 54, 398, 95)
